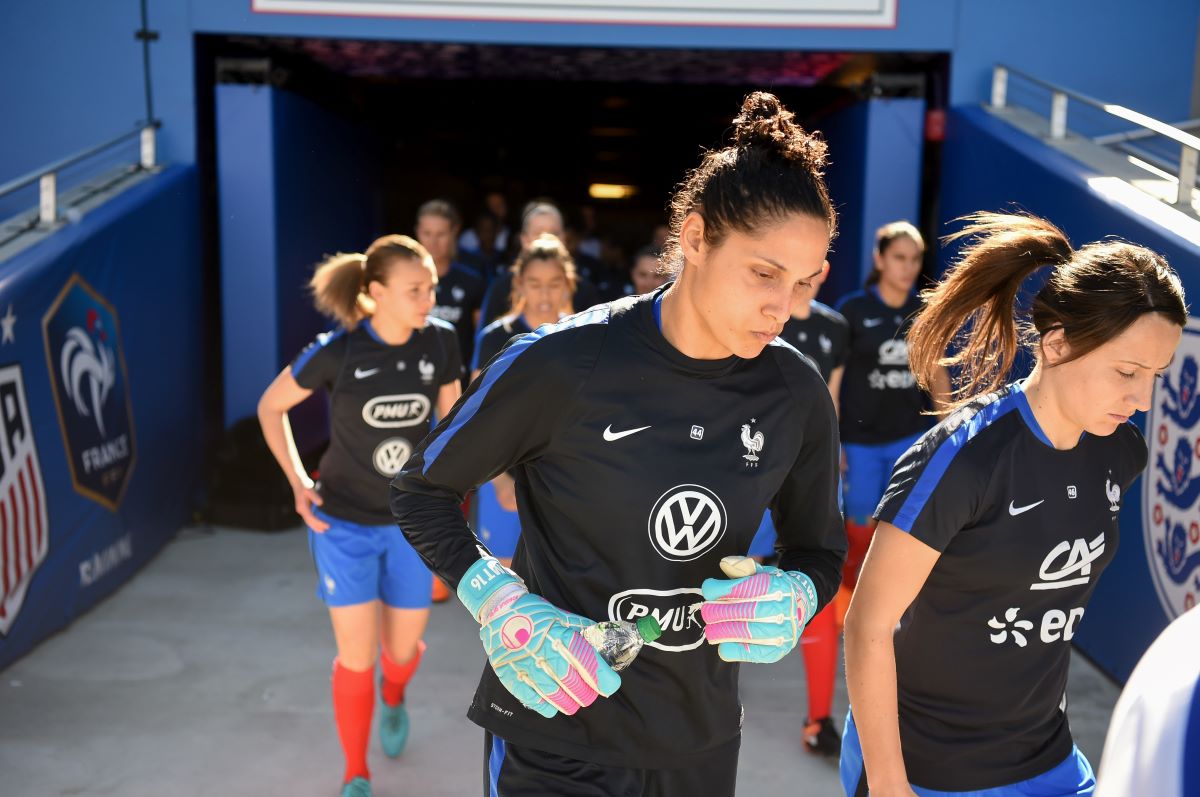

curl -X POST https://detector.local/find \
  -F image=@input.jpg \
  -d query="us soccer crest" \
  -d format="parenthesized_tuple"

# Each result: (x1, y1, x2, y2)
(1144, 317, 1200, 618)
(42, 275, 136, 511)
(0, 365, 49, 635)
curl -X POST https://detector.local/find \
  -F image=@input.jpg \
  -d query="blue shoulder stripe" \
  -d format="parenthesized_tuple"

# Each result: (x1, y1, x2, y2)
(292, 327, 345, 375)
(891, 390, 1022, 533)
(423, 306, 610, 474)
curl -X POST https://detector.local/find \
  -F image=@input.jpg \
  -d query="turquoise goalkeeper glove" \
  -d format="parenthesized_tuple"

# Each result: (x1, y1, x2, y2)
(699, 555, 818, 663)
(458, 555, 622, 718)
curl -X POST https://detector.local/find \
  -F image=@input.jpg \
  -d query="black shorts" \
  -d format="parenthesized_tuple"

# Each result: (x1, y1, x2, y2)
(483, 731, 740, 797)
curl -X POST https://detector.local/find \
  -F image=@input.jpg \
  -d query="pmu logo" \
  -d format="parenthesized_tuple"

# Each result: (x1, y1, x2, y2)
(1145, 318, 1200, 618)
(647, 484, 727, 562)
(361, 394, 431, 428)
(608, 587, 705, 652)
(0, 365, 49, 635)
(43, 275, 135, 510)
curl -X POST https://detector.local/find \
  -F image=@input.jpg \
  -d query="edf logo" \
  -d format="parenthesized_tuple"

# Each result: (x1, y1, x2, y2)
(43, 275, 136, 510)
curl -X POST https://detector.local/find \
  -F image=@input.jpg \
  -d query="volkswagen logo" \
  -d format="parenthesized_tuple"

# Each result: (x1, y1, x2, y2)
(372, 437, 413, 477)
(647, 484, 727, 561)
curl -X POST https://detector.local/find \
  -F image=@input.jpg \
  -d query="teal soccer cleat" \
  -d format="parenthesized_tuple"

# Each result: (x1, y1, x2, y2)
(378, 700, 410, 758)
(340, 777, 371, 797)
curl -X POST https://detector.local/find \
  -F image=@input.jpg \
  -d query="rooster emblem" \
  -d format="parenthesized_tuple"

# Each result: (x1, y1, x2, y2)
(60, 319, 116, 437)
(418, 356, 435, 385)
(741, 421, 764, 465)
(1106, 478, 1121, 512)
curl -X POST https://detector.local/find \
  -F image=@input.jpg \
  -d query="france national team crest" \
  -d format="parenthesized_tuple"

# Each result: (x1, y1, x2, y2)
(43, 275, 136, 511)
(0, 365, 49, 635)
(1144, 317, 1200, 618)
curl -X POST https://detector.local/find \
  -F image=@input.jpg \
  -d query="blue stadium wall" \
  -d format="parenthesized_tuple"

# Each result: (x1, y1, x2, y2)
(2, 0, 1197, 183)
(938, 107, 1200, 682)
(0, 167, 209, 669)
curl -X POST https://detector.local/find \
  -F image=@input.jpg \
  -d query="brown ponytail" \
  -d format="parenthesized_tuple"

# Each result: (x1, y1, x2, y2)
(309, 234, 433, 328)
(910, 211, 1186, 410)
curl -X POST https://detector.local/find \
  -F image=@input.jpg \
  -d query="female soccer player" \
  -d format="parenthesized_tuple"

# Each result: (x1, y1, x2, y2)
(471, 233, 578, 379)
(842, 212, 1187, 797)
(836, 222, 949, 598)
(258, 235, 463, 797)
(392, 92, 847, 796)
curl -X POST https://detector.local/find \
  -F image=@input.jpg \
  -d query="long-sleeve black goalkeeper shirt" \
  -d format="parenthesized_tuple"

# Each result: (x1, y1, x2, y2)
(391, 286, 846, 769)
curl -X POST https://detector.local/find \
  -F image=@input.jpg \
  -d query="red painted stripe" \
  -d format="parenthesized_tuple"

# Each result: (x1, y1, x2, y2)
(8, 485, 21, 589)
(26, 455, 43, 556)
(18, 470, 31, 572)
(0, 496, 8, 618)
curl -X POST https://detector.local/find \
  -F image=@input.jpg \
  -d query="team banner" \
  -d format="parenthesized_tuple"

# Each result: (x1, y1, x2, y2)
(1143, 316, 1200, 619)
(43, 275, 136, 511)
(252, 0, 897, 27)
(0, 167, 208, 670)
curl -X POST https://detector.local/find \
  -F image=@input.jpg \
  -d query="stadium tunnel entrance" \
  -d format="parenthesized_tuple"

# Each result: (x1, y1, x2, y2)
(197, 35, 947, 432)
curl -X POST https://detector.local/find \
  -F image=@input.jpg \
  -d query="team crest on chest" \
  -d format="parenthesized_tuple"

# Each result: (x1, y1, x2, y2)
(1144, 317, 1200, 618)
(418, 356, 435, 385)
(740, 419, 764, 467)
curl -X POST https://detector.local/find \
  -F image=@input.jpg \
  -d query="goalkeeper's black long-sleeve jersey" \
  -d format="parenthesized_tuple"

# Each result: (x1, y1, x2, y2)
(391, 285, 846, 769)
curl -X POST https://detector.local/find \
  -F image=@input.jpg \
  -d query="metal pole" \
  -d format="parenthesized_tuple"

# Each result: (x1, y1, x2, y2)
(140, 126, 156, 169)
(1178, 146, 1198, 206)
(1050, 92, 1068, 140)
(39, 174, 57, 226)
(991, 66, 1008, 108)
(137, 0, 157, 126)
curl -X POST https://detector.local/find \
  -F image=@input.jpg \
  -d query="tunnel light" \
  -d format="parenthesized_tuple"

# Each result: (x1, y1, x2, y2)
(588, 183, 638, 200)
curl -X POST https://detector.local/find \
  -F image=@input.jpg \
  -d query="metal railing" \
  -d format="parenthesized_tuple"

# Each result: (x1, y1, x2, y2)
(991, 65, 1198, 207)
(0, 122, 159, 228)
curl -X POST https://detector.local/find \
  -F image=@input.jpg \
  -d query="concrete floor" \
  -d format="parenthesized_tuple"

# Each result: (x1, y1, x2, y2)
(0, 526, 1120, 796)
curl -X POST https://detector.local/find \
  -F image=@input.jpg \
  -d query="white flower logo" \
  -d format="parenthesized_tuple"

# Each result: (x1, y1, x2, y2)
(988, 607, 1034, 647)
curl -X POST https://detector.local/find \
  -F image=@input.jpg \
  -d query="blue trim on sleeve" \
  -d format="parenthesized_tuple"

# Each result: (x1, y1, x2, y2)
(423, 306, 610, 474)
(1184, 674, 1200, 797)
(890, 390, 1023, 533)
(291, 328, 344, 376)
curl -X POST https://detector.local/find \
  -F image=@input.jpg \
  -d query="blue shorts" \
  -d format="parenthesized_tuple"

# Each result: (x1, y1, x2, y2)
(842, 432, 923, 523)
(840, 711, 1096, 796)
(307, 508, 432, 609)
(476, 480, 521, 558)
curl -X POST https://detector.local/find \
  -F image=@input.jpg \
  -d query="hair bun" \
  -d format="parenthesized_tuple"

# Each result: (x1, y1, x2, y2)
(733, 91, 828, 172)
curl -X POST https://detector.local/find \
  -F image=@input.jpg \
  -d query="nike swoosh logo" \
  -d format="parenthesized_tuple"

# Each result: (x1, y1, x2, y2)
(863, 318, 883, 327)
(354, 367, 380, 379)
(1008, 499, 1045, 516)
(603, 424, 652, 441)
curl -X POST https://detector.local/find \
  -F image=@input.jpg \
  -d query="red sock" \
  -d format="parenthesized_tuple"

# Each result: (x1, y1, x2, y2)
(801, 602, 838, 720)
(332, 660, 375, 783)
(380, 639, 425, 707)
(842, 519, 877, 591)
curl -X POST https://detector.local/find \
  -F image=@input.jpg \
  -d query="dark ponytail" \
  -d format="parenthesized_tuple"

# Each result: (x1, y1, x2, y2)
(663, 92, 837, 274)
(910, 211, 1187, 409)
